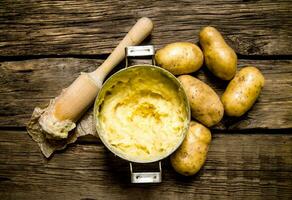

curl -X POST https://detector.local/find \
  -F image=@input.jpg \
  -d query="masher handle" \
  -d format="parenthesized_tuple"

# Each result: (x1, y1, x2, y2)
(91, 17, 154, 82)
(52, 17, 153, 122)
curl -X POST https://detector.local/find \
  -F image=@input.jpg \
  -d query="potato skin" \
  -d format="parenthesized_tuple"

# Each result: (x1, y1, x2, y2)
(221, 66, 265, 117)
(199, 26, 237, 80)
(178, 75, 224, 127)
(155, 42, 204, 75)
(170, 121, 211, 176)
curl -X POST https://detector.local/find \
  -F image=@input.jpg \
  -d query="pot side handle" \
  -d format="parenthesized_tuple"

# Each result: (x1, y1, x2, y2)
(130, 162, 162, 183)
(125, 45, 156, 67)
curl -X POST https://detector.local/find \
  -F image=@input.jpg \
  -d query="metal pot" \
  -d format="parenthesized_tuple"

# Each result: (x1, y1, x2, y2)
(94, 45, 190, 183)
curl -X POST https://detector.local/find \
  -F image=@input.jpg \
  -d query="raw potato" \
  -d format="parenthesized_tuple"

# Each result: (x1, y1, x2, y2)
(170, 121, 211, 176)
(178, 75, 224, 127)
(155, 42, 204, 75)
(221, 66, 265, 117)
(199, 26, 237, 80)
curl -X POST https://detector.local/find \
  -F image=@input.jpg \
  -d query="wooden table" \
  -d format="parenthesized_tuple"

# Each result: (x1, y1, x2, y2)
(0, 1, 291, 199)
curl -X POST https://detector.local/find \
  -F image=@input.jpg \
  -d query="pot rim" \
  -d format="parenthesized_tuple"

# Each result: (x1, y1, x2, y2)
(93, 64, 191, 163)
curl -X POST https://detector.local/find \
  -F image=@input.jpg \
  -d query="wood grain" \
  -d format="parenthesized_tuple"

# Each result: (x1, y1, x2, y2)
(0, 58, 291, 130)
(0, 1, 291, 199)
(0, 130, 291, 200)
(0, 58, 101, 127)
(0, 0, 291, 56)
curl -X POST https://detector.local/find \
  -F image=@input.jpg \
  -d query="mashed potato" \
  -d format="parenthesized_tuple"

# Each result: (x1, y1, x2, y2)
(96, 67, 188, 162)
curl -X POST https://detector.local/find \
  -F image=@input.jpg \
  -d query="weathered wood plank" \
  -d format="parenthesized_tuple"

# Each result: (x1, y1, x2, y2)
(0, 58, 291, 129)
(0, 130, 291, 199)
(0, 58, 101, 127)
(0, 0, 291, 56)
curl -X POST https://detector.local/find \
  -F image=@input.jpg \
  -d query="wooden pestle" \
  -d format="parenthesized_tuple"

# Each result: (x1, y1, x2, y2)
(39, 17, 153, 138)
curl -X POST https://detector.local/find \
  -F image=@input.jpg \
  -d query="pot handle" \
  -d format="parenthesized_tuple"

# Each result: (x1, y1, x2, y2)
(130, 162, 162, 183)
(125, 45, 156, 67)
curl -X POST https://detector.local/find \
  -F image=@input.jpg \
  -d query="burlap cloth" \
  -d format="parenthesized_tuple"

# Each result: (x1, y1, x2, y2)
(27, 102, 97, 158)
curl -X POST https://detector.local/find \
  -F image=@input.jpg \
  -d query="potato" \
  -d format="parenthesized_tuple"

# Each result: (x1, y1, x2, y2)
(155, 42, 204, 75)
(178, 75, 224, 127)
(221, 66, 265, 117)
(170, 121, 211, 176)
(199, 26, 237, 80)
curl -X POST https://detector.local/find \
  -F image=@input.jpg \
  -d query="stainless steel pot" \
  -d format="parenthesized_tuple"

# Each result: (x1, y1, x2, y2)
(94, 45, 190, 183)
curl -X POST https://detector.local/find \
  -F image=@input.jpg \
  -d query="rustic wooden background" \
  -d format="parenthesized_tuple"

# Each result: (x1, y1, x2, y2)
(0, 0, 292, 199)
